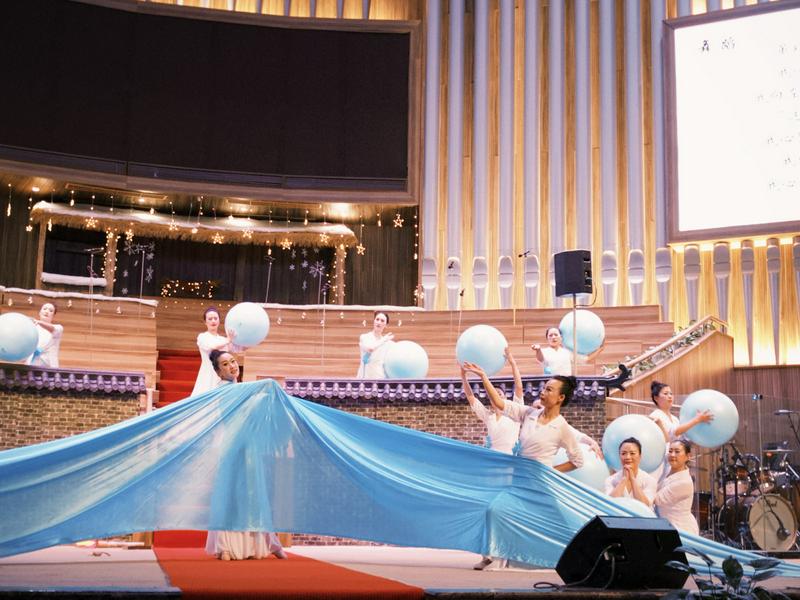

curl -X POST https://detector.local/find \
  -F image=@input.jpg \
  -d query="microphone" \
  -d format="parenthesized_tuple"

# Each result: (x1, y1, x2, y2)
(518, 250, 532, 258)
(775, 410, 796, 415)
(447, 261, 455, 270)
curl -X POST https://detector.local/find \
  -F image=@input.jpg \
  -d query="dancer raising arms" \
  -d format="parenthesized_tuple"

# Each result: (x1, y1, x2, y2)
(463, 362, 590, 471)
(460, 348, 524, 455)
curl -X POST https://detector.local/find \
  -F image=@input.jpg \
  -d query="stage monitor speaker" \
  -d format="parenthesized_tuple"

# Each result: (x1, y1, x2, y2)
(554, 250, 592, 297)
(555, 516, 689, 590)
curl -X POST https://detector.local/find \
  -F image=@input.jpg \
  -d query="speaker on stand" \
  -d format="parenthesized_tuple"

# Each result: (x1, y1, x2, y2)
(553, 250, 593, 376)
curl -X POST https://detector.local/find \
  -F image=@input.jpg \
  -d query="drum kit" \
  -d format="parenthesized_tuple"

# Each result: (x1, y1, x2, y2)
(701, 440, 800, 552)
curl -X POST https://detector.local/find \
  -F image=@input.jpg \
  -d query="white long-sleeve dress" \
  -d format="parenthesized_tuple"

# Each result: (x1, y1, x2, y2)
(205, 379, 285, 560)
(502, 402, 583, 468)
(649, 408, 679, 479)
(356, 331, 393, 379)
(27, 323, 64, 368)
(470, 394, 523, 455)
(655, 469, 699, 535)
(604, 469, 658, 505)
(191, 331, 231, 396)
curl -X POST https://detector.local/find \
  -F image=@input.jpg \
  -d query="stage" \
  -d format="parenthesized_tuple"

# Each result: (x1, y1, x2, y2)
(2, 545, 800, 600)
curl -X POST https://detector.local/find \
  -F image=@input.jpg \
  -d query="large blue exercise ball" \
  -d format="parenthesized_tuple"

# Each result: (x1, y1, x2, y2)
(602, 414, 665, 473)
(0, 312, 39, 362)
(553, 444, 611, 491)
(224, 302, 270, 348)
(612, 496, 656, 518)
(455, 324, 508, 376)
(559, 309, 605, 355)
(679, 389, 739, 448)
(384, 340, 429, 379)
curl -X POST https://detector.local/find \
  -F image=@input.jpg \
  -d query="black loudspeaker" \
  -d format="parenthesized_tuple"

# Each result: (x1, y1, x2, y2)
(555, 516, 689, 590)
(554, 250, 592, 297)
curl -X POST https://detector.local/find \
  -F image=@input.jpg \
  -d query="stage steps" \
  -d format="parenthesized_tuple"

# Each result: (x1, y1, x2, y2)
(152, 350, 208, 548)
(155, 349, 198, 408)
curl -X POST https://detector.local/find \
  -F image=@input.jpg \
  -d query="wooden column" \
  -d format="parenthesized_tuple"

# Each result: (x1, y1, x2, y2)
(34, 224, 47, 290)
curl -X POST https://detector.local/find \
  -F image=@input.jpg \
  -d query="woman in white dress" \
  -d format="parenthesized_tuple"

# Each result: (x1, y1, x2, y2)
(648, 381, 713, 479)
(531, 326, 604, 376)
(205, 349, 288, 561)
(356, 311, 394, 379)
(654, 439, 699, 535)
(462, 349, 524, 570)
(466, 364, 597, 472)
(27, 302, 63, 368)
(191, 307, 234, 396)
(605, 437, 658, 508)
(531, 327, 572, 376)
(462, 348, 524, 455)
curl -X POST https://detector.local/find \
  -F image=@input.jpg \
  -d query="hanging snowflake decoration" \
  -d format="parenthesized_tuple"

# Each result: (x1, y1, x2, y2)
(146, 252, 154, 261)
(121, 287, 128, 296)
(301, 249, 308, 257)
(302, 280, 308, 291)
(301, 260, 308, 268)
(122, 270, 129, 278)
(291, 249, 297, 259)
(145, 266, 154, 283)
(289, 264, 296, 271)
(309, 261, 325, 278)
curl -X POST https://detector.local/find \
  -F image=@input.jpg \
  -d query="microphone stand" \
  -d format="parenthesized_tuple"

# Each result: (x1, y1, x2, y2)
(84, 247, 105, 346)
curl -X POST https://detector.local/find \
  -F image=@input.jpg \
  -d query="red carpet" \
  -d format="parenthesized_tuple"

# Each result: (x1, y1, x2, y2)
(154, 547, 424, 600)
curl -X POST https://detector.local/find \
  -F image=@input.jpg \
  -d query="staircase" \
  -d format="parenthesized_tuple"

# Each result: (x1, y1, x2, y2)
(153, 348, 207, 547)
(156, 349, 199, 408)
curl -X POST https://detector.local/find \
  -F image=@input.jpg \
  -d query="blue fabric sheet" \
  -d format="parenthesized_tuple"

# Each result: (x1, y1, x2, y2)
(1, 379, 799, 576)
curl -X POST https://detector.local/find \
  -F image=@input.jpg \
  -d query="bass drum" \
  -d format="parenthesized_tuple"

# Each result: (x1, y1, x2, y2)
(719, 494, 797, 551)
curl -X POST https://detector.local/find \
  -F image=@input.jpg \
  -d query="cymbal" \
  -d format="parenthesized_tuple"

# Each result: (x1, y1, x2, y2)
(689, 465, 709, 472)
(764, 448, 794, 454)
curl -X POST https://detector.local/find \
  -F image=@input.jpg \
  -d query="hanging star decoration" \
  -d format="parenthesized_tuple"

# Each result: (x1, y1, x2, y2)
(85, 216, 98, 228)
(212, 233, 224, 244)
(280, 238, 292, 250)
(393, 213, 404, 228)
(125, 228, 134, 242)
(242, 229, 253, 240)
(319, 233, 330, 243)
(356, 243, 366, 255)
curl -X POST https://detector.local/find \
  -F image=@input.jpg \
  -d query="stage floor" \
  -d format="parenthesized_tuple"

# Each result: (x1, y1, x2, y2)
(2, 545, 800, 599)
